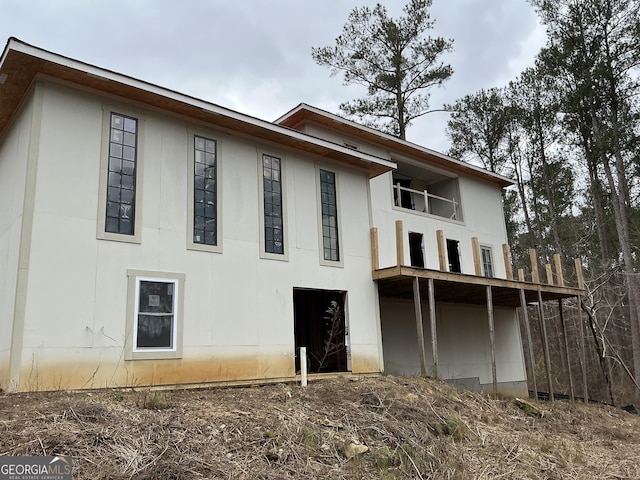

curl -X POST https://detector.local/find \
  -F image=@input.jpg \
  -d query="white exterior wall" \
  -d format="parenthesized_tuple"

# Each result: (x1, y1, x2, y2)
(13, 82, 381, 391)
(370, 172, 509, 277)
(380, 299, 527, 395)
(0, 93, 34, 388)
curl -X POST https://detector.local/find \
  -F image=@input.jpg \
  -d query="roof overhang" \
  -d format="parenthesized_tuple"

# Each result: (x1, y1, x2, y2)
(276, 103, 514, 188)
(0, 38, 395, 178)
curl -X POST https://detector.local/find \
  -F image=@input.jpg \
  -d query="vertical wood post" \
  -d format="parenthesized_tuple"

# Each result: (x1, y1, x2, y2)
(577, 296, 589, 403)
(487, 285, 498, 397)
(395, 220, 404, 267)
(518, 269, 525, 282)
(427, 278, 439, 378)
(537, 287, 554, 401)
(545, 264, 554, 285)
(519, 289, 538, 400)
(370, 227, 379, 271)
(559, 299, 575, 402)
(554, 254, 564, 286)
(502, 244, 513, 280)
(436, 230, 446, 271)
(472, 237, 482, 276)
(300, 347, 307, 387)
(575, 258, 585, 289)
(530, 249, 540, 284)
(412, 277, 428, 377)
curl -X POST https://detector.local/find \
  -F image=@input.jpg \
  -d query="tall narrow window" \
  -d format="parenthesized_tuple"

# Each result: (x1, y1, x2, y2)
(446, 238, 461, 273)
(106, 113, 137, 235)
(481, 246, 494, 278)
(262, 153, 284, 254)
(320, 169, 340, 262)
(193, 136, 217, 246)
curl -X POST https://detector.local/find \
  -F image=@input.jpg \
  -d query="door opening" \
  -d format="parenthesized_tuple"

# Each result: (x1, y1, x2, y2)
(446, 239, 461, 273)
(409, 232, 425, 268)
(293, 288, 348, 373)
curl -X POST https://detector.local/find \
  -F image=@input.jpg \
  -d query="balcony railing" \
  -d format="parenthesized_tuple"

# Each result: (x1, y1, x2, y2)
(394, 183, 459, 220)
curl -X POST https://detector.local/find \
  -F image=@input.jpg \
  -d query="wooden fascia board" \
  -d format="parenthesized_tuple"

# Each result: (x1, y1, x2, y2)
(0, 40, 395, 177)
(278, 106, 514, 188)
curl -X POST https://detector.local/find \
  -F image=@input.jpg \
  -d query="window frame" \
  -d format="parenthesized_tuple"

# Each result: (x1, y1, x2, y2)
(125, 269, 185, 360)
(481, 245, 494, 278)
(315, 166, 343, 267)
(187, 129, 223, 253)
(97, 107, 144, 243)
(257, 148, 289, 261)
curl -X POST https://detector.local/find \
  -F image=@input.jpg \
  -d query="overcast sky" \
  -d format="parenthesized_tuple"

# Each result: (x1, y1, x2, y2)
(0, 0, 546, 154)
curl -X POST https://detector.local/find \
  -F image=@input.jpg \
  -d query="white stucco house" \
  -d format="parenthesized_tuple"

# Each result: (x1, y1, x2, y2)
(0, 39, 583, 394)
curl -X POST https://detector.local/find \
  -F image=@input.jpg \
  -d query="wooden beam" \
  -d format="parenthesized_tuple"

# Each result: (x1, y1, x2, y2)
(412, 277, 428, 377)
(537, 287, 554, 401)
(370, 227, 379, 271)
(519, 288, 538, 400)
(395, 220, 404, 267)
(502, 244, 513, 280)
(436, 230, 446, 271)
(545, 263, 554, 286)
(558, 299, 575, 402)
(577, 296, 589, 403)
(472, 237, 482, 276)
(518, 269, 525, 282)
(487, 285, 498, 397)
(575, 258, 585, 289)
(530, 249, 540, 284)
(427, 277, 439, 378)
(554, 254, 564, 287)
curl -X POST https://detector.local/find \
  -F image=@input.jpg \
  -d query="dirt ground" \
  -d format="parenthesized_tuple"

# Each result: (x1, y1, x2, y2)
(1, 375, 639, 479)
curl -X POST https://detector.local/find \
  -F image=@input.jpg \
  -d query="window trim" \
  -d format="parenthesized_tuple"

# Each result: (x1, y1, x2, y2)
(480, 245, 494, 278)
(97, 106, 145, 244)
(125, 269, 185, 360)
(187, 129, 223, 253)
(257, 148, 289, 261)
(315, 165, 344, 267)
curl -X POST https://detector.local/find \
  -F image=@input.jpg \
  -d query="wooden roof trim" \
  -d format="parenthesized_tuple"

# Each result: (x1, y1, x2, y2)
(0, 38, 396, 177)
(276, 103, 514, 188)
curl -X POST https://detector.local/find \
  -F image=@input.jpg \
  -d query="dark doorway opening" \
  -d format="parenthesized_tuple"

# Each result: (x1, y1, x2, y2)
(446, 239, 461, 273)
(409, 232, 424, 268)
(293, 288, 348, 374)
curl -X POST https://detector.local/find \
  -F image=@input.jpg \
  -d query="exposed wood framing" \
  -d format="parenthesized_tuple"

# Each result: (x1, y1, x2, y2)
(487, 285, 498, 397)
(472, 237, 482, 276)
(575, 258, 585, 289)
(537, 287, 554, 401)
(370, 227, 379, 271)
(554, 254, 564, 287)
(413, 277, 428, 376)
(545, 264, 554, 285)
(518, 269, 525, 282)
(428, 277, 439, 378)
(519, 288, 538, 400)
(395, 220, 404, 267)
(577, 296, 589, 403)
(530, 249, 540, 283)
(559, 299, 575, 401)
(436, 230, 446, 271)
(502, 244, 513, 280)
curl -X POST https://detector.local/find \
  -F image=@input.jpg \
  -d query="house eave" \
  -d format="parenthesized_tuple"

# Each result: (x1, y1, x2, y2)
(0, 38, 395, 177)
(276, 103, 514, 188)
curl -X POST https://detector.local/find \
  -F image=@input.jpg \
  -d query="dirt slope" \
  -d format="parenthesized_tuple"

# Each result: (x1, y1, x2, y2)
(1, 376, 638, 479)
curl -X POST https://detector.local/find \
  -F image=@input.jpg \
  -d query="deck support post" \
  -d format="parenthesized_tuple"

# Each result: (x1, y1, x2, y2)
(519, 288, 538, 400)
(412, 277, 428, 377)
(559, 299, 575, 402)
(502, 244, 513, 280)
(537, 287, 554, 401)
(427, 277, 439, 378)
(530, 248, 540, 283)
(395, 220, 404, 267)
(370, 227, 379, 272)
(577, 296, 589, 403)
(436, 230, 446, 271)
(486, 285, 498, 397)
(472, 237, 482, 276)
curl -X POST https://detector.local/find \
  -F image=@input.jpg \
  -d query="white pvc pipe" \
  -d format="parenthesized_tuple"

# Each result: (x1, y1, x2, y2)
(300, 347, 307, 387)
